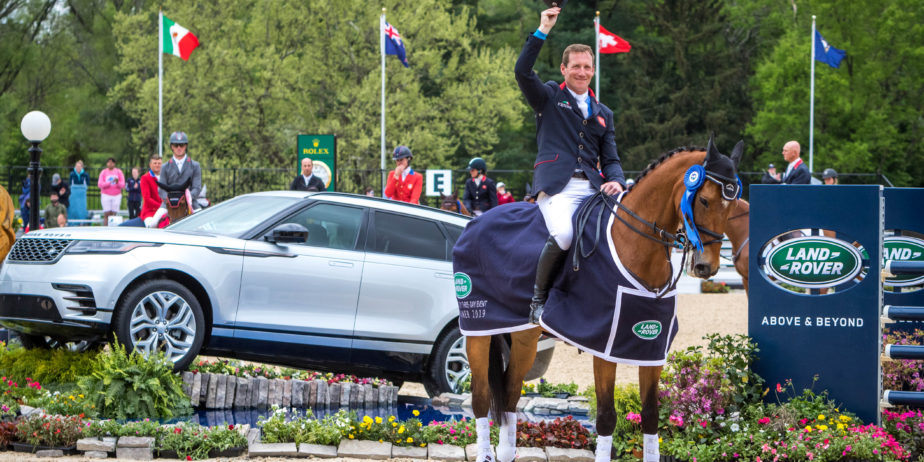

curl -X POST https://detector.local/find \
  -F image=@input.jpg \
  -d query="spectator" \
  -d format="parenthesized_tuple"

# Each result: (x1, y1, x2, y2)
(496, 182, 516, 205)
(364, 186, 375, 197)
(51, 173, 69, 209)
(761, 141, 810, 184)
(19, 177, 32, 230)
(822, 168, 838, 185)
(515, 6, 626, 325)
(384, 145, 422, 204)
(141, 154, 168, 228)
(98, 157, 126, 226)
(160, 131, 201, 223)
(126, 167, 142, 219)
(43, 192, 67, 229)
(463, 157, 498, 216)
(290, 158, 326, 192)
(68, 160, 90, 222)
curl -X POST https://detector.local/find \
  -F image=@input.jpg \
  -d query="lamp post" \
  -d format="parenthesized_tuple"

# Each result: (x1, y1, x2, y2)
(20, 111, 51, 232)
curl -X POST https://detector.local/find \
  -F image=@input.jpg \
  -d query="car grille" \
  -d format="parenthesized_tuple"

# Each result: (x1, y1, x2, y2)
(7, 238, 72, 263)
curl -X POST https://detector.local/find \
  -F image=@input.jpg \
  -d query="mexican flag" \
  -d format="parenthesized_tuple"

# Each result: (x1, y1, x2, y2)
(162, 14, 199, 61)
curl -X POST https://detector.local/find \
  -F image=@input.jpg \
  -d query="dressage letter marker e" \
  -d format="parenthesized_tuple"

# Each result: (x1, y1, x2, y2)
(426, 169, 452, 197)
(765, 236, 863, 289)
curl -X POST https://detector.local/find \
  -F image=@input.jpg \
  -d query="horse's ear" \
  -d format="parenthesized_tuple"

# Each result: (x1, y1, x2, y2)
(705, 132, 720, 163)
(730, 140, 744, 169)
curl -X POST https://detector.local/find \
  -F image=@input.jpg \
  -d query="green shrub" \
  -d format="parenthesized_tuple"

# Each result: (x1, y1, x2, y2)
(77, 341, 192, 420)
(0, 342, 98, 384)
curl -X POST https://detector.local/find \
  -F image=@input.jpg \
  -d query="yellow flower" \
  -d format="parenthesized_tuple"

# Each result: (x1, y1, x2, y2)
(837, 423, 845, 431)
(78, 394, 84, 398)
(375, 416, 383, 424)
(398, 426, 405, 434)
(379, 439, 383, 443)
(412, 410, 420, 417)
(804, 426, 813, 432)
(839, 415, 851, 422)
(817, 414, 825, 421)
(68, 395, 75, 401)
(392, 422, 397, 427)
(659, 437, 663, 443)
(818, 425, 828, 431)
(407, 437, 413, 443)
(420, 444, 426, 448)
(389, 416, 396, 422)
(349, 434, 354, 439)
(741, 376, 749, 383)
(363, 416, 373, 424)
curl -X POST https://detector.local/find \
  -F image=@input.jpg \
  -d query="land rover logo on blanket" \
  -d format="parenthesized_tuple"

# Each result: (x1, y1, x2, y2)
(884, 236, 924, 287)
(766, 236, 863, 289)
(454, 272, 473, 298)
(632, 321, 662, 340)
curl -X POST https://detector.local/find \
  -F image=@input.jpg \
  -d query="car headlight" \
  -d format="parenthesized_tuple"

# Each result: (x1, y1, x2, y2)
(65, 241, 161, 254)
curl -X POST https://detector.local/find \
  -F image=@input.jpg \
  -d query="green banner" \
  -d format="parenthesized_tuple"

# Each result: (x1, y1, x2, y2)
(296, 134, 336, 191)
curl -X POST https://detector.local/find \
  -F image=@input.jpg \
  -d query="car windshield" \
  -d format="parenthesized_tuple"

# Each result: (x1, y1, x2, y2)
(167, 195, 301, 236)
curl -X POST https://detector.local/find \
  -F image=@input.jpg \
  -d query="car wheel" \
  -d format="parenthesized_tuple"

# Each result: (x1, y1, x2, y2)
(113, 279, 205, 371)
(424, 327, 470, 397)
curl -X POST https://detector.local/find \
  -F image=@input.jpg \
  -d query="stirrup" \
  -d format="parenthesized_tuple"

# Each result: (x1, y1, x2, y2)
(528, 302, 544, 325)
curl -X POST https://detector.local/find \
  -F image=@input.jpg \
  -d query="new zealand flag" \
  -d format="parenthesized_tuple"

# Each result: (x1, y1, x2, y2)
(384, 22, 409, 68)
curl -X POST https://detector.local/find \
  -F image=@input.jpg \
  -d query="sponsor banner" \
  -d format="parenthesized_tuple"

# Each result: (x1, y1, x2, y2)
(297, 134, 336, 191)
(764, 236, 864, 289)
(883, 235, 924, 287)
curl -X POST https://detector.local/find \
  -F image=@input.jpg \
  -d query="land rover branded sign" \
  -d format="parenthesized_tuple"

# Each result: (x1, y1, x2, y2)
(883, 236, 924, 287)
(765, 236, 863, 289)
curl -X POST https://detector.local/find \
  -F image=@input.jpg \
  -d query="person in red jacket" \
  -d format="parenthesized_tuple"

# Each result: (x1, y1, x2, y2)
(140, 154, 168, 228)
(496, 182, 516, 205)
(384, 145, 422, 204)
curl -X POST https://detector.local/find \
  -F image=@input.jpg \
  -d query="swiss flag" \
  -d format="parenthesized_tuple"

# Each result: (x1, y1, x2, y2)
(598, 24, 631, 54)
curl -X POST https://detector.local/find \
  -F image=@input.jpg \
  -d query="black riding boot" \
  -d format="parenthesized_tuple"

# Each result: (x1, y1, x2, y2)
(529, 236, 569, 324)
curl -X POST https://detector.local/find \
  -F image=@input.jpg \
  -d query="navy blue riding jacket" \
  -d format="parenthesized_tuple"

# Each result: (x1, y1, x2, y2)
(514, 34, 625, 196)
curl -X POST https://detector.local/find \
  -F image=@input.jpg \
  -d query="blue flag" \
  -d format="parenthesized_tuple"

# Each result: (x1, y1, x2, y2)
(814, 30, 846, 69)
(384, 22, 409, 67)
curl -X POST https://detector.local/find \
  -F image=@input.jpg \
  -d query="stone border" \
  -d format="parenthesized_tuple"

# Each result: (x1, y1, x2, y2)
(181, 372, 399, 411)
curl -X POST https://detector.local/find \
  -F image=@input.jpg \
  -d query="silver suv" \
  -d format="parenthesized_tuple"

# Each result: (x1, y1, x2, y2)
(0, 192, 553, 395)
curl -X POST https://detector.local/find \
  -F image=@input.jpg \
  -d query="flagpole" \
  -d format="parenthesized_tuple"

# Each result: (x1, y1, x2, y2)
(158, 9, 164, 158)
(809, 15, 816, 174)
(380, 8, 387, 194)
(594, 11, 600, 101)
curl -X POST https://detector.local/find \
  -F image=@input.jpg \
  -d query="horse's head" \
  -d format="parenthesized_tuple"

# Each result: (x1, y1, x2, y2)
(687, 136, 744, 278)
(439, 193, 459, 212)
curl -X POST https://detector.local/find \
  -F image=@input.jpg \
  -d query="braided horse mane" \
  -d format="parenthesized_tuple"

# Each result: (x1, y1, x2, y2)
(627, 146, 706, 193)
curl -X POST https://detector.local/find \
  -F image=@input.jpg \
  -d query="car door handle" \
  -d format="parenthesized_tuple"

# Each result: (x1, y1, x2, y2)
(434, 272, 453, 279)
(329, 260, 354, 268)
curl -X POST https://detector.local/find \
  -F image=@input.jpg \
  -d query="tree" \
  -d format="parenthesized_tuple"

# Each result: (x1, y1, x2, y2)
(110, 0, 525, 193)
(746, 0, 924, 186)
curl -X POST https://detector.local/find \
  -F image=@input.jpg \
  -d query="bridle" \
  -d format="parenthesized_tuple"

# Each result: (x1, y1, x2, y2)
(727, 208, 750, 264)
(573, 165, 737, 298)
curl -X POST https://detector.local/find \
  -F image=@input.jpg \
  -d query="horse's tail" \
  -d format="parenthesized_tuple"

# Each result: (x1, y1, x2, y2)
(488, 335, 507, 422)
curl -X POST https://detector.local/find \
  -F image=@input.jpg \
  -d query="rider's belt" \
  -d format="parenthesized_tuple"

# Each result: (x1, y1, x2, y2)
(571, 171, 588, 180)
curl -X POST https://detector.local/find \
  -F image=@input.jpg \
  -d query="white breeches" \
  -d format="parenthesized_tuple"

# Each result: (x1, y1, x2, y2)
(537, 177, 595, 250)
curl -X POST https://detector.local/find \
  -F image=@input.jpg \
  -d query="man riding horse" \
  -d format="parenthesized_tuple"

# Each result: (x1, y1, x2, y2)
(517, 6, 626, 328)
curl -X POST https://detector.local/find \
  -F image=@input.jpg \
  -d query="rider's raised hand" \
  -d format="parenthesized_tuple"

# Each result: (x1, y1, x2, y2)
(539, 7, 561, 34)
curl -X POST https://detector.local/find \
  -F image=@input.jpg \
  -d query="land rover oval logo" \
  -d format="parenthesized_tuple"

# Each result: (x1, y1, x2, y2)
(766, 236, 863, 289)
(632, 321, 662, 340)
(454, 272, 472, 298)
(884, 236, 924, 287)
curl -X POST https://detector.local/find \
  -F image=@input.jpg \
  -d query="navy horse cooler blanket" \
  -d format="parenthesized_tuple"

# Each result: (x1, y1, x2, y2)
(452, 197, 678, 366)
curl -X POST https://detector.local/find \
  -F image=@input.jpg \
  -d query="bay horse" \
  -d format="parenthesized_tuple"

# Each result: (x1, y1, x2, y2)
(454, 138, 743, 462)
(440, 193, 471, 216)
(725, 199, 750, 294)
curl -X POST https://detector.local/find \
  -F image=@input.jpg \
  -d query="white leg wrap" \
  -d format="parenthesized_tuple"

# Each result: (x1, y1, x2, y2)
(595, 435, 613, 462)
(475, 418, 494, 462)
(496, 412, 517, 462)
(643, 434, 659, 462)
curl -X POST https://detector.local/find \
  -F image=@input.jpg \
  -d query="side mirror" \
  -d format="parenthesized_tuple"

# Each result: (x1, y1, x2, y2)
(265, 223, 309, 244)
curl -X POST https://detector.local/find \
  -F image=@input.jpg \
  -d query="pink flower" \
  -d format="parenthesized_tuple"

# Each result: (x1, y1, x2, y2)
(669, 415, 684, 427)
(699, 420, 708, 428)
(759, 417, 771, 425)
(626, 412, 642, 424)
